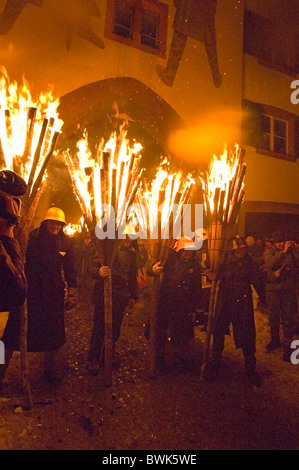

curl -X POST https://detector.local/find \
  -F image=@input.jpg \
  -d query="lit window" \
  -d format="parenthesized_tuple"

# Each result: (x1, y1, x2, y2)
(261, 115, 287, 155)
(105, 0, 168, 57)
(242, 100, 297, 162)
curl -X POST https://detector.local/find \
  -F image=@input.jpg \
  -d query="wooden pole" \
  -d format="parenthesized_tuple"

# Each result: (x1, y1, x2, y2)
(148, 239, 160, 378)
(103, 274, 113, 387)
(201, 278, 218, 375)
(19, 301, 33, 409)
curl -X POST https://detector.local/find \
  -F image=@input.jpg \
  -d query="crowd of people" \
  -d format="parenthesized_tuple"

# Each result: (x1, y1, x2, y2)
(1, 169, 299, 395)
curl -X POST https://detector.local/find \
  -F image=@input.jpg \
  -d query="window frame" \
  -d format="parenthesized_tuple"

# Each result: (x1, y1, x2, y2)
(243, 10, 298, 77)
(105, 0, 168, 58)
(257, 104, 296, 162)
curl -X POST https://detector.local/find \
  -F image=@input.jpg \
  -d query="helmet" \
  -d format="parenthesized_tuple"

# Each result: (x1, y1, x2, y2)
(229, 236, 246, 251)
(174, 236, 196, 252)
(0, 190, 21, 225)
(43, 207, 66, 225)
(245, 235, 255, 247)
(195, 227, 208, 241)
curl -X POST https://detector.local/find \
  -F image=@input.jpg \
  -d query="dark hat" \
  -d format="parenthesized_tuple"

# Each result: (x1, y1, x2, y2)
(0, 190, 21, 225)
(272, 230, 285, 243)
(229, 236, 247, 251)
(0, 170, 27, 196)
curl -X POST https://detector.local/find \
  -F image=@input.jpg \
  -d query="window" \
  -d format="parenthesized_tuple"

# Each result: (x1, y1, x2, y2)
(242, 100, 297, 162)
(243, 10, 298, 76)
(105, 0, 168, 57)
(261, 114, 287, 156)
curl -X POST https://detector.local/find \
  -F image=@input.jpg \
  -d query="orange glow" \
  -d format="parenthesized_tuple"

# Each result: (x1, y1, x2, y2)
(168, 107, 241, 168)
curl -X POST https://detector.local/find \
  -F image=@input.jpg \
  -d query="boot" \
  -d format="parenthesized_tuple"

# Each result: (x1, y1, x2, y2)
(87, 361, 100, 376)
(266, 327, 281, 352)
(43, 350, 60, 385)
(245, 355, 262, 387)
(266, 338, 281, 352)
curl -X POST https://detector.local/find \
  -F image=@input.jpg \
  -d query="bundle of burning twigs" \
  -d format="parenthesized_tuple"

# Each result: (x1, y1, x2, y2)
(63, 125, 144, 385)
(0, 67, 63, 408)
(200, 144, 246, 373)
(136, 159, 195, 376)
(136, 158, 195, 266)
(0, 67, 63, 250)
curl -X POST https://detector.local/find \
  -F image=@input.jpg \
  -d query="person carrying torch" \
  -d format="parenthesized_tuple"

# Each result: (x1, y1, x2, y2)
(203, 236, 266, 387)
(87, 225, 139, 376)
(264, 229, 299, 362)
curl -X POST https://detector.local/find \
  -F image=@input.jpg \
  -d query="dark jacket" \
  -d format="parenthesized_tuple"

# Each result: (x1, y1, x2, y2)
(155, 249, 202, 347)
(25, 224, 77, 351)
(264, 245, 299, 292)
(0, 235, 27, 311)
(212, 250, 265, 348)
(158, 249, 202, 315)
(87, 241, 138, 306)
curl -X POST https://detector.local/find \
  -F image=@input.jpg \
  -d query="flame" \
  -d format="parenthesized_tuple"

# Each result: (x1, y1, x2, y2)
(63, 127, 144, 228)
(64, 223, 82, 237)
(0, 66, 63, 191)
(204, 145, 238, 214)
(137, 158, 195, 239)
(200, 143, 246, 227)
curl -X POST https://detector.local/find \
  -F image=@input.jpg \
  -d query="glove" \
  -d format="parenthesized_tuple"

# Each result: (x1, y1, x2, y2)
(65, 287, 77, 311)
(152, 262, 163, 276)
(99, 266, 111, 278)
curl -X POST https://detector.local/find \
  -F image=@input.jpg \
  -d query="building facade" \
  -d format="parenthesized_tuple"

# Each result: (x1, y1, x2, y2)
(0, 0, 298, 237)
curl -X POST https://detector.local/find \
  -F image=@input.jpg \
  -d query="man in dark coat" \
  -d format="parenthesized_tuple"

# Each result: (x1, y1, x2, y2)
(87, 235, 138, 375)
(156, 0, 222, 88)
(264, 229, 299, 362)
(206, 236, 265, 387)
(3, 206, 78, 386)
(155, 237, 202, 371)
(0, 171, 27, 393)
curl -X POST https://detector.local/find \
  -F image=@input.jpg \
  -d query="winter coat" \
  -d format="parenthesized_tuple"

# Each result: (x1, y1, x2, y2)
(212, 251, 265, 349)
(3, 223, 77, 352)
(156, 249, 202, 346)
(0, 236, 27, 312)
(264, 245, 299, 292)
(87, 241, 138, 307)
(26, 224, 77, 351)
